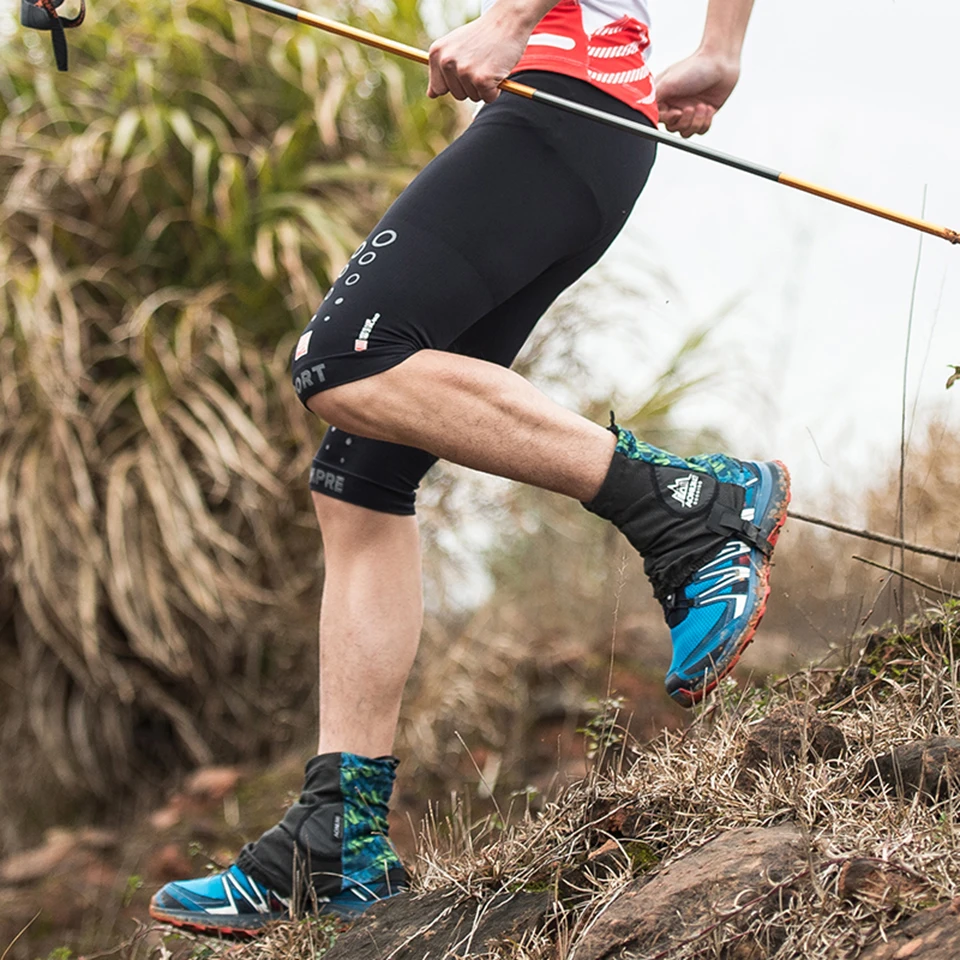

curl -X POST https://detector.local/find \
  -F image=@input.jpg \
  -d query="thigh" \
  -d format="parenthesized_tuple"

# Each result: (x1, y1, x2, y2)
(308, 230, 626, 516)
(292, 130, 597, 402)
(448, 226, 626, 368)
(291, 73, 656, 406)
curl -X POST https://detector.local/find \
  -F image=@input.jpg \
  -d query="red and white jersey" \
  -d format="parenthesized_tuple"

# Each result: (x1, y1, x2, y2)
(481, 0, 657, 122)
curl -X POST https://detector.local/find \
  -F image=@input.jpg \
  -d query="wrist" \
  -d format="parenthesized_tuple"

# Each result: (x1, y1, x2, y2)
(694, 43, 741, 80)
(697, 0, 753, 70)
(486, 0, 554, 35)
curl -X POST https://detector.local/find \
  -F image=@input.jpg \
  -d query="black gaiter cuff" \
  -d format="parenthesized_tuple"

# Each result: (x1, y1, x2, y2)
(583, 451, 751, 601)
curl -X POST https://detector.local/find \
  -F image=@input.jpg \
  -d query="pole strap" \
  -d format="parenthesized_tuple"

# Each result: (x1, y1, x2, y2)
(21, 0, 86, 71)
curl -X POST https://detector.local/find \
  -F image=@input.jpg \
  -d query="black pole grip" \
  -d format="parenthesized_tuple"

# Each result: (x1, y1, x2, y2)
(20, 0, 85, 72)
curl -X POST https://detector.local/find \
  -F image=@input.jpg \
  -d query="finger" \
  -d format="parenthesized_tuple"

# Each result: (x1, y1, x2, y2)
(478, 75, 502, 103)
(660, 108, 683, 132)
(427, 44, 448, 99)
(687, 103, 711, 137)
(695, 105, 717, 136)
(442, 64, 469, 101)
(676, 104, 696, 138)
(459, 72, 484, 102)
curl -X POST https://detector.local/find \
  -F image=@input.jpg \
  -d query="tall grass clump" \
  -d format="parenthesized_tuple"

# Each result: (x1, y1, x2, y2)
(0, 0, 459, 844)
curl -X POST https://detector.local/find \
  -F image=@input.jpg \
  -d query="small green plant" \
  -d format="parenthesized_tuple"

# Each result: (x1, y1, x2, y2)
(622, 840, 659, 873)
(579, 696, 626, 761)
(121, 874, 144, 907)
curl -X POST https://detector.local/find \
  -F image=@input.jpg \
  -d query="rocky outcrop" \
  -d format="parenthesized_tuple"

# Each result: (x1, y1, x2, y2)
(320, 889, 553, 960)
(862, 737, 960, 801)
(837, 858, 934, 911)
(570, 825, 809, 960)
(859, 897, 960, 959)
(736, 703, 847, 790)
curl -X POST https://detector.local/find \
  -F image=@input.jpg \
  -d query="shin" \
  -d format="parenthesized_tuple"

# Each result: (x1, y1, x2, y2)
(312, 494, 423, 758)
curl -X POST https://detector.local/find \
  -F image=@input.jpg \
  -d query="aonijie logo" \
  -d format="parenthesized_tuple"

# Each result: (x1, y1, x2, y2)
(668, 474, 703, 509)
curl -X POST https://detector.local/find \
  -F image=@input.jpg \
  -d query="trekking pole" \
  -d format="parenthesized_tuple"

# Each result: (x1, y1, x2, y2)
(231, 0, 960, 246)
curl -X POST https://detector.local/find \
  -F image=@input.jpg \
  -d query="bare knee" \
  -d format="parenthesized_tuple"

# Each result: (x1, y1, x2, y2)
(311, 492, 417, 553)
(312, 491, 377, 533)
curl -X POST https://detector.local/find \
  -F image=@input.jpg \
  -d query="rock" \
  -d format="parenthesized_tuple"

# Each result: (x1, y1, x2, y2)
(145, 843, 194, 882)
(859, 897, 960, 958)
(821, 664, 875, 704)
(862, 738, 960, 801)
(149, 805, 182, 830)
(838, 858, 933, 910)
(322, 888, 553, 960)
(736, 703, 846, 790)
(0, 829, 78, 885)
(184, 765, 243, 801)
(572, 824, 809, 960)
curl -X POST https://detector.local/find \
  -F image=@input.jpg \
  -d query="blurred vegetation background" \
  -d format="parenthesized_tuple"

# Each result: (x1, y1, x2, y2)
(0, 0, 462, 845)
(2, 0, 960, 954)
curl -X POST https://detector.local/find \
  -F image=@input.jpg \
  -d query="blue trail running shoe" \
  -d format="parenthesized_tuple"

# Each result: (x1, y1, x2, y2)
(149, 862, 406, 935)
(662, 456, 790, 707)
(583, 423, 790, 708)
(150, 863, 290, 935)
(150, 752, 408, 935)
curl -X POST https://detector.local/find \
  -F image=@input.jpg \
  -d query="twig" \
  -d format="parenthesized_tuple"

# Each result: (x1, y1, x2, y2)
(852, 555, 960, 601)
(454, 731, 504, 823)
(788, 509, 960, 563)
(0, 911, 41, 960)
(897, 185, 927, 628)
(77, 925, 161, 960)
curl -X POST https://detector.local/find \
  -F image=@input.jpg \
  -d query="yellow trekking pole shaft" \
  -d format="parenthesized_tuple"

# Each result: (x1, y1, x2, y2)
(232, 0, 960, 246)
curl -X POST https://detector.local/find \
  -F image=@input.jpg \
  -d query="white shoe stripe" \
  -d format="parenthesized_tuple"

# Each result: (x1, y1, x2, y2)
(228, 872, 264, 912)
(698, 594, 748, 618)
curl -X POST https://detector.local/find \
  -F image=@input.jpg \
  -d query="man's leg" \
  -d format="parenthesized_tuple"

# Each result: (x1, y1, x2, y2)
(313, 497, 422, 758)
(310, 351, 614, 503)
(310, 346, 790, 708)
(149, 69, 786, 934)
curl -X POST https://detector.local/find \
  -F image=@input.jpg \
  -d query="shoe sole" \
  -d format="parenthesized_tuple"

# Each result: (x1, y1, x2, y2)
(149, 890, 407, 936)
(668, 460, 791, 709)
(149, 902, 282, 937)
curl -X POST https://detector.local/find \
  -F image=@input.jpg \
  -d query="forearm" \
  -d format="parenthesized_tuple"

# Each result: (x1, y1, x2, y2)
(698, 0, 755, 64)
(481, 0, 559, 36)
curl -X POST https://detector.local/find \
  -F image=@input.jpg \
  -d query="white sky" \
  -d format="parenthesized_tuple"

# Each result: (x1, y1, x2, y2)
(597, 0, 960, 518)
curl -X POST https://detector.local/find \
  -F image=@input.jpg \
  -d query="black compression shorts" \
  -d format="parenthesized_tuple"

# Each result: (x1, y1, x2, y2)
(295, 71, 657, 515)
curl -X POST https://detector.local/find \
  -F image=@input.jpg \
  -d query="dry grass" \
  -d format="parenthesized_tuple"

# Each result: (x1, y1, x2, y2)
(180, 603, 960, 959)
(426, 603, 960, 959)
